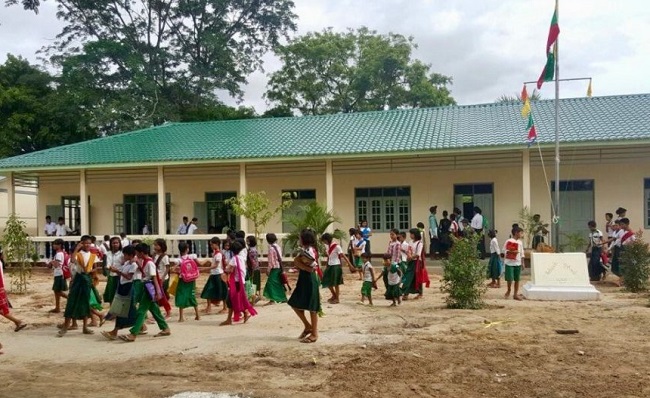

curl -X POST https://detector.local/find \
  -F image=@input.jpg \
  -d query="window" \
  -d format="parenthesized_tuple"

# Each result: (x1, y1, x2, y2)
(282, 189, 317, 233)
(355, 187, 411, 232)
(121, 194, 170, 235)
(205, 192, 237, 234)
(61, 196, 81, 233)
(645, 179, 650, 229)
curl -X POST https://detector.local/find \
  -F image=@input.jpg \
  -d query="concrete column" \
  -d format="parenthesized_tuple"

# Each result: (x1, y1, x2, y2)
(6, 172, 15, 216)
(522, 149, 531, 211)
(239, 163, 247, 232)
(157, 166, 166, 235)
(325, 159, 334, 233)
(79, 169, 89, 235)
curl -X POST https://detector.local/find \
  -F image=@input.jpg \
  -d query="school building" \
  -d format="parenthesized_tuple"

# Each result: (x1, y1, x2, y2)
(0, 176, 37, 235)
(0, 93, 648, 254)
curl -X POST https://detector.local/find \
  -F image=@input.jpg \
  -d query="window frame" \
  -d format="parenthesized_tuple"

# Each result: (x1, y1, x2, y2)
(645, 178, 650, 229)
(355, 187, 411, 232)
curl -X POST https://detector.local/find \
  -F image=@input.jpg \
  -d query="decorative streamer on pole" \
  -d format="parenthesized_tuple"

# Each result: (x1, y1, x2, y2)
(521, 85, 531, 118)
(587, 79, 593, 97)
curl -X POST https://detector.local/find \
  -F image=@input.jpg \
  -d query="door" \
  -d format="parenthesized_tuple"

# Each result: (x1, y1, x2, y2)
(553, 180, 594, 249)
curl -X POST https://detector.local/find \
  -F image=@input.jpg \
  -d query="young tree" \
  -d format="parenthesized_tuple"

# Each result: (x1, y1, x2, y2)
(225, 191, 294, 242)
(265, 27, 455, 115)
(1, 214, 35, 293)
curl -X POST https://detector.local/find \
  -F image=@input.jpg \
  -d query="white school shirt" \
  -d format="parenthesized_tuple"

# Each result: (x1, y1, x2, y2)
(450, 221, 459, 235)
(363, 262, 374, 282)
(387, 266, 401, 286)
(105, 251, 124, 277)
(228, 255, 247, 282)
(210, 252, 224, 275)
(52, 251, 65, 277)
(177, 222, 189, 234)
(133, 261, 143, 281)
(470, 214, 484, 230)
(352, 237, 366, 253)
(410, 240, 423, 259)
(490, 237, 501, 255)
(503, 238, 524, 267)
(187, 223, 198, 235)
(141, 259, 157, 282)
(154, 254, 170, 280)
(44, 221, 57, 236)
(55, 224, 71, 236)
(120, 261, 137, 285)
(610, 229, 624, 250)
(588, 229, 604, 249)
(327, 243, 343, 266)
(121, 238, 130, 248)
(399, 241, 409, 262)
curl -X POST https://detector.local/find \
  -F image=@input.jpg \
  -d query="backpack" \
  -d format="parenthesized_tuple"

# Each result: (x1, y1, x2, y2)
(61, 252, 72, 279)
(179, 256, 200, 282)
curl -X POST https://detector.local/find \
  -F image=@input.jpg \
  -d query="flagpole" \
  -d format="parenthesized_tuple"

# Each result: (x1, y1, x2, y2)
(553, 0, 560, 250)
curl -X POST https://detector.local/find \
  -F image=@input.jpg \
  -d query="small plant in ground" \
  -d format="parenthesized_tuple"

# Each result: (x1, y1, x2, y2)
(226, 191, 295, 247)
(1, 214, 35, 294)
(620, 239, 650, 293)
(560, 232, 586, 253)
(283, 202, 345, 257)
(440, 234, 487, 309)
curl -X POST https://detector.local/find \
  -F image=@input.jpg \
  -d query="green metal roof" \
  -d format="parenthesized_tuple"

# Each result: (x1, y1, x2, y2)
(0, 94, 649, 171)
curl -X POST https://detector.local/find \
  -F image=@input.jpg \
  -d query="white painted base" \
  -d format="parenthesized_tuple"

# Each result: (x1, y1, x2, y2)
(522, 282, 601, 301)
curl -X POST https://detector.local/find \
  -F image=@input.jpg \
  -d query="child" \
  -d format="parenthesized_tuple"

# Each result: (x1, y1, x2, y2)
(351, 229, 366, 280)
(119, 243, 171, 342)
(222, 240, 233, 264)
(360, 253, 376, 305)
(398, 231, 410, 274)
(503, 227, 524, 300)
(263, 233, 288, 304)
(0, 249, 27, 332)
(320, 233, 353, 304)
(173, 242, 200, 322)
(102, 236, 123, 304)
(377, 253, 402, 306)
(153, 239, 173, 319)
(386, 228, 401, 267)
(586, 221, 605, 282)
(416, 222, 427, 256)
(246, 235, 262, 305)
(101, 245, 141, 340)
(221, 240, 257, 326)
(201, 237, 228, 314)
(402, 228, 429, 300)
(49, 238, 70, 313)
(487, 230, 501, 288)
(58, 235, 99, 336)
(287, 229, 320, 343)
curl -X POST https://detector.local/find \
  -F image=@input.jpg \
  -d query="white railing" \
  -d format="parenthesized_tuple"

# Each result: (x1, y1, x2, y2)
(30, 233, 292, 260)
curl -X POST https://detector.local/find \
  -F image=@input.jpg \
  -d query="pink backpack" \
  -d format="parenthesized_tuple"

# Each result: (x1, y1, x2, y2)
(179, 256, 199, 282)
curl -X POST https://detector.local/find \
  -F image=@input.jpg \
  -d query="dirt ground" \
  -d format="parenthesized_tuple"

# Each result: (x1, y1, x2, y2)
(1, 265, 650, 398)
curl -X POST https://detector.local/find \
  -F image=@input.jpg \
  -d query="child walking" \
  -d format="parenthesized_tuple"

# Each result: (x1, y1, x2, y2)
(221, 240, 257, 326)
(487, 230, 501, 288)
(503, 227, 524, 300)
(246, 236, 262, 305)
(360, 252, 377, 306)
(378, 253, 402, 306)
(200, 237, 228, 314)
(102, 236, 123, 304)
(0, 249, 27, 332)
(101, 245, 141, 340)
(320, 233, 353, 304)
(263, 233, 288, 305)
(153, 239, 173, 319)
(48, 238, 69, 313)
(351, 229, 366, 280)
(173, 242, 200, 322)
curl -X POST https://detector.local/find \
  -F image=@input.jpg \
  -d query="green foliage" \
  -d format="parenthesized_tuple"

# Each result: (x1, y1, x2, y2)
(560, 232, 587, 253)
(620, 239, 650, 293)
(440, 235, 487, 309)
(282, 202, 345, 256)
(265, 27, 455, 115)
(1, 214, 35, 294)
(495, 89, 542, 103)
(226, 191, 294, 241)
(517, 206, 543, 248)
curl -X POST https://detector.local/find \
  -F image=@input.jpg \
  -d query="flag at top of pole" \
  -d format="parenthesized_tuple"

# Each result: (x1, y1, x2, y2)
(537, 2, 560, 89)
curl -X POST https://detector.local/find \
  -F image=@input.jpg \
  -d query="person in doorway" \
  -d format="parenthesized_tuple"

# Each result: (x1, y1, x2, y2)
(55, 217, 72, 252)
(359, 220, 372, 256)
(453, 207, 466, 233)
(428, 206, 439, 260)
(44, 215, 57, 258)
(438, 211, 452, 258)
(177, 216, 190, 235)
(470, 206, 486, 259)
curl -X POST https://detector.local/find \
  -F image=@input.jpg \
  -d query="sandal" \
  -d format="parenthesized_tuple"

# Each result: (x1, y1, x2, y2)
(219, 320, 232, 326)
(119, 334, 136, 342)
(514, 294, 525, 301)
(300, 335, 318, 344)
(56, 329, 67, 338)
(298, 329, 312, 339)
(14, 323, 27, 332)
(82, 328, 95, 335)
(243, 313, 251, 323)
(101, 331, 117, 341)
(48, 309, 61, 314)
(154, 330, 171, 337)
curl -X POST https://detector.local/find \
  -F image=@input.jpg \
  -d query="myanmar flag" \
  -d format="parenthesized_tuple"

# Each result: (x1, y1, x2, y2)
(537, 4, 560, 89)
(527, 114, 537, 145)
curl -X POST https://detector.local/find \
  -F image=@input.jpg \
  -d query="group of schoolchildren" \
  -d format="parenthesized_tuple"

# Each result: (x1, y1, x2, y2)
(587, 207, 637, 283)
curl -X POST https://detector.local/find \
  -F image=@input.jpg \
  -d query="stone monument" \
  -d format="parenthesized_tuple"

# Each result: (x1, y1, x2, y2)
(522, 252, 601, 301)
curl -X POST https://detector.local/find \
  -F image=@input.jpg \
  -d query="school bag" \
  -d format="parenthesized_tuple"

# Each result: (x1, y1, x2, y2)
(179, 255, 200, 282)
(61, 252, 72, 279)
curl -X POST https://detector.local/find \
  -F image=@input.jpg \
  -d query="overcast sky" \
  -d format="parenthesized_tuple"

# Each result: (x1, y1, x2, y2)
(1, 0, 649, 112)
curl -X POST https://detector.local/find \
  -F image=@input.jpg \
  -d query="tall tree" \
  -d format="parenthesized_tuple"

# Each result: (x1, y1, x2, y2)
(0, 55, 96, 158)
(7, 0, 296, 133)
(265, 27, 455, 115)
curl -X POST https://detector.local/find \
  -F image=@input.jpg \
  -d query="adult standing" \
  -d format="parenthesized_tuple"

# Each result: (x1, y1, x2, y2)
(359, 220, 372, 256)
(55, 216, 72, 253)
(186, 217, 198, 254)
(454, 208, 465, 233)
(176, 216, 189, 235)
(44, 215, 57, 258)
(438, 211, 452, 258)
(470, 207, 486, 259)
(428, 206, 439, 260)
(288, 229, 321, 344)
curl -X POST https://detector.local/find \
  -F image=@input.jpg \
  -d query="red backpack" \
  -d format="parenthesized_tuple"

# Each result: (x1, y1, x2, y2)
(61, 251, 72, 279)
(179, 255, 200, 282)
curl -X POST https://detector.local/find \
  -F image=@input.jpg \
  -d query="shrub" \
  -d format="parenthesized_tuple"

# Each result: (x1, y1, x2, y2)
(1, 214, 35, 294)
(620, 239, 650, 293)
(440, 234, 487, 309)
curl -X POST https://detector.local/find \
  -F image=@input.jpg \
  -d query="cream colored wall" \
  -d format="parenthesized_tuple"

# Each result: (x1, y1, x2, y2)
(0, 186, 38, 235)
(37, 180, 77, 235)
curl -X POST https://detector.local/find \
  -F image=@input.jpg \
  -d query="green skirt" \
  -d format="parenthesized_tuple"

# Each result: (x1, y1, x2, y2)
(175, 279, 198, 308)
(52, 275, 68, 292)
(321, 264, 343, 288)
(385, 284, 401, 300)
(103, 275, 119, 303)
(201, 274, 228, 301)
(354, 257, 363, 269)
(132, 280, 144, 302)
(64, 273, 91, 320)
(361, 281, 373, 297)
(89, 286, 103, 311)
(401, 260, 419, 295)
(288, 270, 321, 312)
(263, 268, 287, 303)
(251, 269, 261, 291)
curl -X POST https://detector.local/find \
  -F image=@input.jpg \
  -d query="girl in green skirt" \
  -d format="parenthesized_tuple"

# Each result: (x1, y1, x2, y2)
(288, 229, 321, 344)
(101, 245, 141, 339)
(263, 233, 287, 304)
(320, 233, 352, 304)
(201, 237, 228, 313)
(102, 237, 123, 304)
(48, 239, 69, 313)
(173, 242, 200, 322)
(153, 239, 172, 319)
(246, 236, 262, 304)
